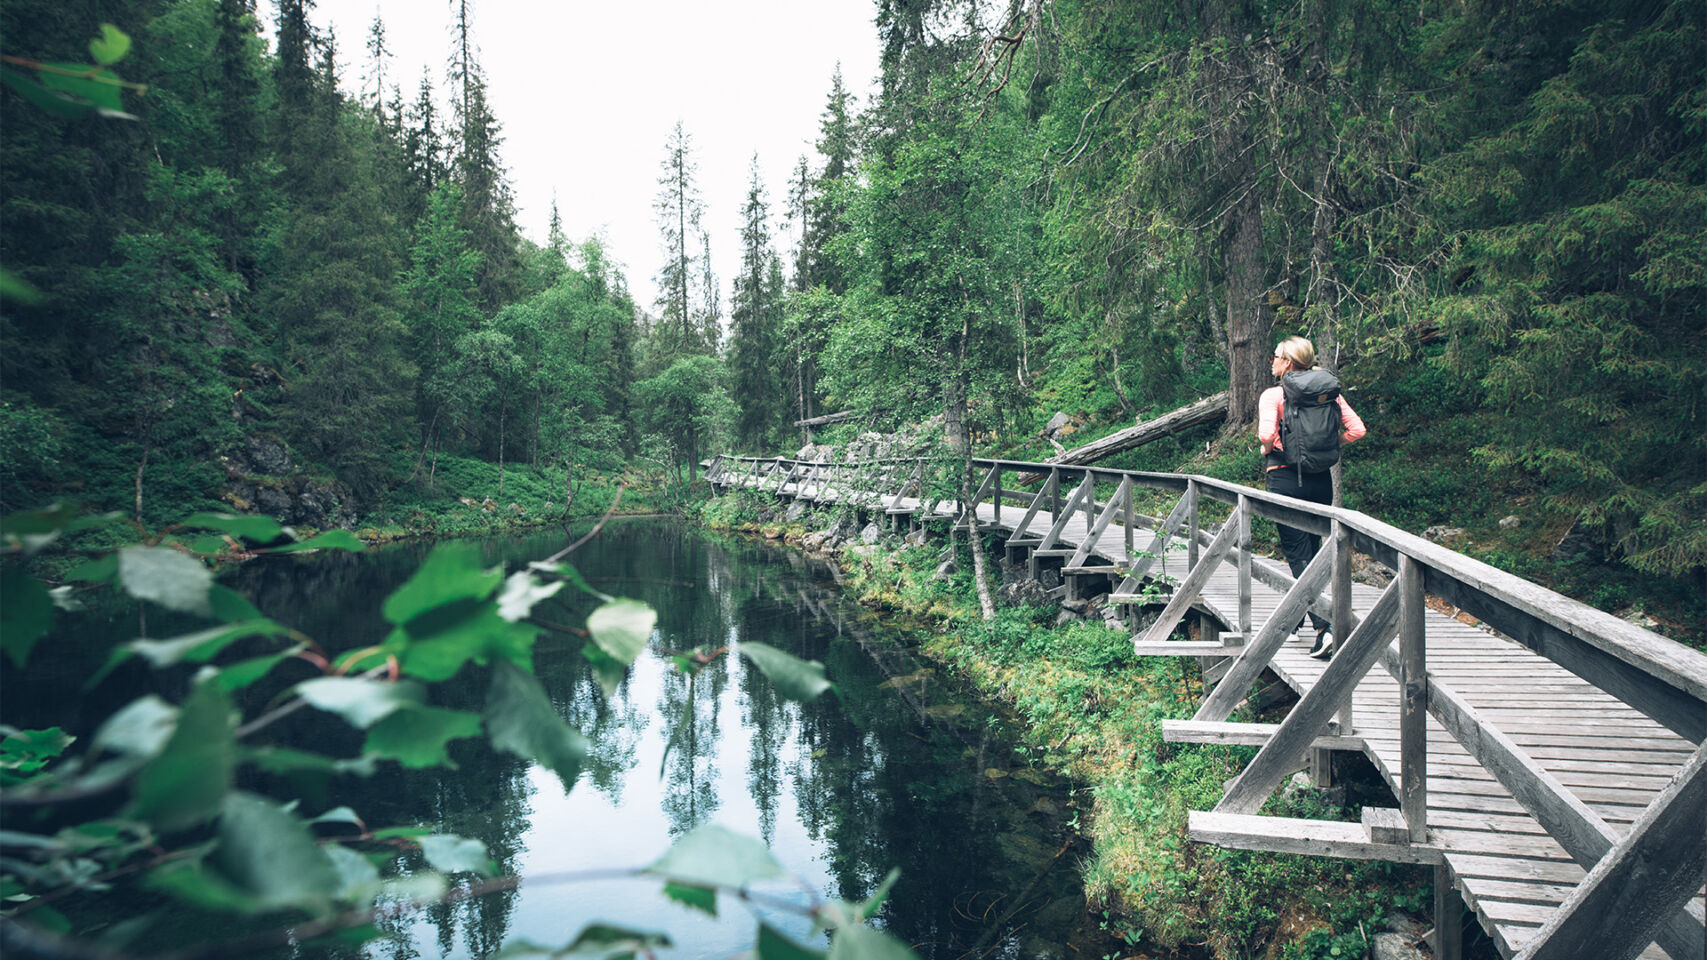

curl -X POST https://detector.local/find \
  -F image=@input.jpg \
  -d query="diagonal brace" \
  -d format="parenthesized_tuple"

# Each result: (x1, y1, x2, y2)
(1194, 538, 1336, 723)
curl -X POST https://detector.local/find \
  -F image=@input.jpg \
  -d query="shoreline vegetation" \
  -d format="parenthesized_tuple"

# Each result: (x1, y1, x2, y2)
(698, 486, 1441, 960)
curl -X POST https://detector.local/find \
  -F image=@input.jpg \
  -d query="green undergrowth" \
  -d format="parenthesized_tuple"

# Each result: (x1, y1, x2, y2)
(821, 534, 1431, 960)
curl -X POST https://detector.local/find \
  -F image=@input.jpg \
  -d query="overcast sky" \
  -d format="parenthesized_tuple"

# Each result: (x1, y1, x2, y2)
(296, 1, 882, 315)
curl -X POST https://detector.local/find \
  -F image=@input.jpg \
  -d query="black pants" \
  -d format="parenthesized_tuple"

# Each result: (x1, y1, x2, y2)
(1266, 467, 1333, 633)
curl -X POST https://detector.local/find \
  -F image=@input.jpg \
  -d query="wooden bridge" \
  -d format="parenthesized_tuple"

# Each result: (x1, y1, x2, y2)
(708, 453, 1707, 960)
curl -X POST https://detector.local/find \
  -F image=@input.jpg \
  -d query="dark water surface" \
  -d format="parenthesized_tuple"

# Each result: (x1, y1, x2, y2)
(25, 520, 1095, 958)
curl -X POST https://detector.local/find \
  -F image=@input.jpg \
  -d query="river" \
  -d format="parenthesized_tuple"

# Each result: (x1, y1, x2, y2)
(14, 519, 1105, 958)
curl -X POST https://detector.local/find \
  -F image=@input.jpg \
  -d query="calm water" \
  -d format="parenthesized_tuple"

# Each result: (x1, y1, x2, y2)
(20, 520, 1094, 958)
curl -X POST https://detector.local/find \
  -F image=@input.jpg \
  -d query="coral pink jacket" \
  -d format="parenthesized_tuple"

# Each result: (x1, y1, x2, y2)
(1257, 383, 1366, 472)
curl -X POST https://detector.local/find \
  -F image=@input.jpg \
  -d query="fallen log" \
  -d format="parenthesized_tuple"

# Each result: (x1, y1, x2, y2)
(1020, 391, 1229, 483)
(794, 409, 855, 427)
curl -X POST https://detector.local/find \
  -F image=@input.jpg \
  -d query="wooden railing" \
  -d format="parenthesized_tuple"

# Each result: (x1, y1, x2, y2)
(711, 453, 1707, 960)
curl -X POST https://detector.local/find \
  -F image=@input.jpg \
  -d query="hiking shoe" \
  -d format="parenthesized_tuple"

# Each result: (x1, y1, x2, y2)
(1309, 629, 1334, 659)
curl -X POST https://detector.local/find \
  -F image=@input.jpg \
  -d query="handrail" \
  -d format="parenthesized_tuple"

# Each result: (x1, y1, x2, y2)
(713, 452, 1707, 739)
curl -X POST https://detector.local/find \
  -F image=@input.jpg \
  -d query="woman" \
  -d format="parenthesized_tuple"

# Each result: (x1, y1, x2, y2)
(1258, 336, 1366, 658)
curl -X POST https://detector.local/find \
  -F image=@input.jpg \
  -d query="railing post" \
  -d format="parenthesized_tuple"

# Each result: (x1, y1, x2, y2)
(1334, 520, 1355, 736)
(1399, 554, 1429, 842)
(1124, 478, 1134, 556)
(1237, 493, 1252, 637)
(1051, 467, 1062, 519)
(1186, 480, 1200, 572)
(994, 464, 1003, 525)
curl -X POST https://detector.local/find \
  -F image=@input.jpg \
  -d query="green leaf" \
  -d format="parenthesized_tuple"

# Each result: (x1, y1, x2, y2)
(582, 643, 628, 698)
(180, 512, 284, 543)
(0, 503, 83, 553)
(0, 68, 96, 118)
(310, 806, 365, 828)
(388, 606, 538, 681)
(0, 728, 75, 782)
(739, 642, 834, 702)
(383, 543, 501, 625)
(826, 923, 919, 960)
(38, 63, 124, 114)
(0, 566, 54, 667)
(66, 553, 118, 583)
(293, 677, 424, 729)
(662, 881, 718, 917)
(215, 646, 304, 692)
(324, 844, 382, 903)
(644, 825, 784, 889)
(562, 924, 673, 954)
(531, 560, 612, 602)
(364, 706, 482, 769)
(418, 834, 494, 877)
(495, 570, 564, 622)
(267, 529, 366, 553)
(854, 868, 901, 922)
(371, 826, 432, 841)
(128, 681, 236, 833)
(128, 620, 292, 667)
(88, 24, 132, 65)
(756, 923, 827, 960)
(117, 545, 212, 616)
(244, 746, 374, 778)
(484, 661, 587, 792)
(92, 695, 178, 758)
(587, 598, 655, 664)
(208, 584, 263, 622)
(212, 792, 339, 913)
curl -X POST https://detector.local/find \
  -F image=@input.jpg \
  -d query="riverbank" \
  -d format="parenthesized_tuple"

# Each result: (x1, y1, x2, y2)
(700, 490, 1442, 960)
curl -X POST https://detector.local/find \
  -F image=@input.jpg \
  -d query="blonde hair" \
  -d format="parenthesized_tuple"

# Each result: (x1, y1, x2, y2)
(1275, 335, 1316, 370)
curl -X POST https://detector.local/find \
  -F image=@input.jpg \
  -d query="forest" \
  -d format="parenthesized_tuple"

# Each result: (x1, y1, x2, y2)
(1, 1, 1704, 957)
(2, 0, 1702, 632)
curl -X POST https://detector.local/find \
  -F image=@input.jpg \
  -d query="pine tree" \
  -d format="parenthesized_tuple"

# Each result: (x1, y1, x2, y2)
(652, 121, 706, 356)
(730, 157, 786, 446)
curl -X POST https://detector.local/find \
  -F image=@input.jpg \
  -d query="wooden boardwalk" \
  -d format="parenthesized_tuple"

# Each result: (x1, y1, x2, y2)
(712, 454, 1707, 960)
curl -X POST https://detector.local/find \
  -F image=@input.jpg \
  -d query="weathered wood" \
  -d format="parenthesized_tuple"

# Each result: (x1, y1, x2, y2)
(1030, 392, 1229, 474)
(1189, 811, 1443, 864)
(1132, 641, 1244, 657)
(1116, 487, 1193, 588)
(1216, 579, 1401, 814)
(1134, 500, 1244, 647)
(1363, 807, 1410, 845)
(1195, 539, 1336, 722)
(1400, 554, 1429, 842)
(1163, 719, 1362, 751)
(794, 409, 854, 427)
(1515, 743, 1707, 960)
(1380, 650, 1707, 959)
(1237, 493, 1252, 636)
(1436, 862, 1466, 960)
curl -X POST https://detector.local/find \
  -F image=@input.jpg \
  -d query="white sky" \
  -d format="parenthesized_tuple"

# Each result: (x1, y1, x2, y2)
(293, 0, 882, 315)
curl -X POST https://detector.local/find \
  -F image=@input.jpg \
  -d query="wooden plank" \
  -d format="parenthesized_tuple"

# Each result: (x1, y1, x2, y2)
(1516, 744, 1707, 960)
(1216, 580, 1401, 815)
(1161, 719, 1362, 751)
(1132, 641, 1244, 657)
(1189, 811, 1442, 864)
(1193, 540, 1336, 722)
(1385, 655, 1707, 959)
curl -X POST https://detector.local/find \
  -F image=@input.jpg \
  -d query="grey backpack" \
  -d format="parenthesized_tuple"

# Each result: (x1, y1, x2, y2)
(1279, 369, 1343, 474)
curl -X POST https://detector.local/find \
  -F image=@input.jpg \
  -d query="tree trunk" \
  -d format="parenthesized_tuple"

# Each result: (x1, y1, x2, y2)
(134, 442, 150, 524)
(1223, 188, 1271, 427)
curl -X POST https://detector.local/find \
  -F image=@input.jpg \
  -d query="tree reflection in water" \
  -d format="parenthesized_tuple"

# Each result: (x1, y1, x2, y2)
(142, 519, 1089, 958)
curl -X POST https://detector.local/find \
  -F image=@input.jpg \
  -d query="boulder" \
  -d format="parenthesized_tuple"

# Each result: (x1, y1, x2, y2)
(785, 501, 808, 522)
(932, 560, 959, 582)
(1423, 525, 1466, 544)
(1498, 514, 1521, 530)
(245, 436, 293, 475)
(860, 522, 881, 545)
(998, 579, 1050, 606)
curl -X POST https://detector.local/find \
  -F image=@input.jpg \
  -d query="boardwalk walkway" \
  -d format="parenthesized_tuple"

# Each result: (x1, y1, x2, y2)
(711, 454, 1707, 960)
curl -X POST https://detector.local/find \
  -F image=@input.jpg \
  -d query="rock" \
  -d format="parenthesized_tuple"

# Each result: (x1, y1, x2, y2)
(1038, 568, 1060, 590)
(842, 543, 876, 559)
(1369, 931, 1429, 960)
(904, 528, 928, 546)
(255, 487, 294, 517)
(245, 436, 293, 475)
(860, 522, 881, 544)
(1061, 598, 1088, 614)
(1282, 771, 1315, 799)
(1101, 604, 1127, 628)
(932, 560, 958, 581)
(1618, 606, 1660, 630)
(785, 501, 808, 522)
(1352, 557, 1396, 587)
(1054, 609, 1081, 626)
(1551, 518, 1603, 563)
(999, 579, 1050, 606)
(1423, 525, 1466, 544)
(1498, 514, 1521, 530)
(1044, 411, 1074, 435)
